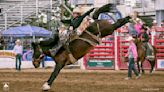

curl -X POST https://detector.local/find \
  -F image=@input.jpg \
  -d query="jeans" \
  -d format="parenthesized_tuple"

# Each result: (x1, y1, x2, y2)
(128, 58, 139, 77)
(41, 58, 45, 68)
(15, 54, 22, 70)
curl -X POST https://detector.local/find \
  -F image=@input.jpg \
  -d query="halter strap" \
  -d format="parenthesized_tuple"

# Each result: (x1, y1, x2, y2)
(85, 30, 101, 44)
(96, 22, 101, 37)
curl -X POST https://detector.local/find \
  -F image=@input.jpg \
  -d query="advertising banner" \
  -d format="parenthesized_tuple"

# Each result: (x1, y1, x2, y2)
(86, 59, 114, 69)
(157, 59, 164, 70)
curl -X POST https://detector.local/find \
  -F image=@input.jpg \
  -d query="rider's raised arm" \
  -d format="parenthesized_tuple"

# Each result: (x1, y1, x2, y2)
(61, 19, 71, 25)
(72, 8, 95, 29)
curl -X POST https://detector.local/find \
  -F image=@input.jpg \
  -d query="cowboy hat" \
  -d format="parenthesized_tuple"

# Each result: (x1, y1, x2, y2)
(127, 36, 134, 41)
(73, 7, 81, 14)
(15, 39, 21, 43)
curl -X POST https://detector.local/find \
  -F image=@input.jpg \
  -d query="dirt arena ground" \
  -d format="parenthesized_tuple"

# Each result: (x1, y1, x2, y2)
(0, 68, 164, 92)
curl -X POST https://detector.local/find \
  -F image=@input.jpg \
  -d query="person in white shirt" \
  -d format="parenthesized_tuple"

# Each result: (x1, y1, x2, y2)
(13, 39, 23, 71)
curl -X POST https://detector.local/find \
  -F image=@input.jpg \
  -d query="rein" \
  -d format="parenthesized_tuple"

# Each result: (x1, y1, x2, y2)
(96, 22, 101, 38)
(70, 22, 102, 46)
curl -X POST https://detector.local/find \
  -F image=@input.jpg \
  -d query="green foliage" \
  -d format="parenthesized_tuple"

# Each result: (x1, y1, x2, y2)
(63, 3, 73, 18)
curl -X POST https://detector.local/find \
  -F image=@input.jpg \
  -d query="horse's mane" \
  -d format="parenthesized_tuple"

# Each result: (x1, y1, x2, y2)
(77, 17, 90, 32)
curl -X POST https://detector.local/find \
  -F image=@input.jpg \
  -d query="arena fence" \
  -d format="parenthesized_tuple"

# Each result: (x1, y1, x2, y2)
(84, 27, 164, 70)
(83, 35, 115, 69)
(154, 27, 164, 70)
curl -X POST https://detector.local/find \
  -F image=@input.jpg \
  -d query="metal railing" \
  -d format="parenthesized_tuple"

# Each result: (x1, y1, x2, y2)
(0, 0, 57, 31)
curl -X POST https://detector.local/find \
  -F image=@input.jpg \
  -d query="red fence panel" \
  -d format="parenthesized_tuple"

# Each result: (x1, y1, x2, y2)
(83, 27, 164, 70)
(84, 36, 115, 70)
(154, 32, 164, 70)
(117, 35, 129, 69)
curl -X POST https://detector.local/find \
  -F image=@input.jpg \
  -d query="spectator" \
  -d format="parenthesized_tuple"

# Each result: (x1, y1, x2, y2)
(0, 34, 5, 50)
(41, 56, 45, 68)
(125, 36, 140, 80)
(7, 40, 15, 50)
(38, 12, 47, 24)
(13, 39, 23, 71)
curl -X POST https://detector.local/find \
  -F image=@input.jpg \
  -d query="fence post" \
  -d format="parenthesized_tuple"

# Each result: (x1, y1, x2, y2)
(114, 31, 119, 70)
(20, 5, 23, 24)
(4, 13, 7, 31)
(36, 0, 38, 16)
(154, 36, 157, 70)
(151, 31, 156, 46)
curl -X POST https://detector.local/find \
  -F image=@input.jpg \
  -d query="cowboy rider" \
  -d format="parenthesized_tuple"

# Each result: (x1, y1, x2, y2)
(138, 25, 154, 59)
(62, 7, 95, 32)
(38, 7, 95, 47)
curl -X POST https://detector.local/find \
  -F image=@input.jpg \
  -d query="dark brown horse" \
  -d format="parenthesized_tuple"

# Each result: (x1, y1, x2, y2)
(31, 4, 131, 91)
(134, 38, 157, 74)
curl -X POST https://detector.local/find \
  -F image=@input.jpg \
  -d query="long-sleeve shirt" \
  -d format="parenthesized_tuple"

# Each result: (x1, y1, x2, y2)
(127, 42, 138, 59)
(13, 45, 23, 55)
(134, 23, 142, 35)
(61, 8, 94, 30)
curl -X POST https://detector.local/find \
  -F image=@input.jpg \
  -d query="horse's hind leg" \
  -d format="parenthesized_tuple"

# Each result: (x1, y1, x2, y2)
(42, 63, 65, 91)
(149, 60, 155, 74)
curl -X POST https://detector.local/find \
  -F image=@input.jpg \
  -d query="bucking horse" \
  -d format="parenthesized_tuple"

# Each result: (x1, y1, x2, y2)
(32, 3, 131, 91)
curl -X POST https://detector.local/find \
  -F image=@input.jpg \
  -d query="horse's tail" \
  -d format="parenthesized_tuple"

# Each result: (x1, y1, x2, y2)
(92, 3, 116, 19)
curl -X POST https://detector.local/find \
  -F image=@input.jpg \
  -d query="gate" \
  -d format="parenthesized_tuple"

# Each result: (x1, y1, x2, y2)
(83, 27, 164, 70)
(154, 27, 164, 70)
(83, 35, 115, 69)
(117, 35, 129, 69)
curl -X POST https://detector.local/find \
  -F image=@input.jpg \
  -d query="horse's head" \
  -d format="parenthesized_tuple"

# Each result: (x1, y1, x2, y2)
(31, 42, 44, 68)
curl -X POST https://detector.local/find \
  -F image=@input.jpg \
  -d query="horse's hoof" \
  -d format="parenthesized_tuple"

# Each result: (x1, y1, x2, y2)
(149, 71, 154, 75)
(32, 60, 40, 68)
(42, 82, 51, 91)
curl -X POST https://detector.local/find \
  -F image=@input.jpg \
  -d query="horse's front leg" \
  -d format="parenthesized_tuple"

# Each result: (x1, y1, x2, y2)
(148, 59, 155, 74)
(42, 63, 65, 91)
(137, 61, 140, 74)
